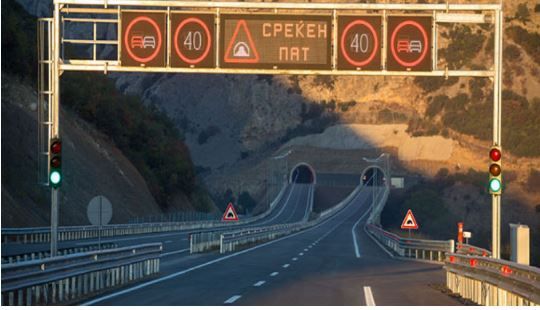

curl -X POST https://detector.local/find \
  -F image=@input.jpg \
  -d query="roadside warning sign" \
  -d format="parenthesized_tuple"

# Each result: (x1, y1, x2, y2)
(222, 203, 239, 221)
(224, 20, 260, 64)
(401, 209, 419, 230)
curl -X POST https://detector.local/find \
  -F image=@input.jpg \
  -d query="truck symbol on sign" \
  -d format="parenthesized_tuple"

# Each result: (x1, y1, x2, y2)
(131, 33, 156, 49)
(397, 39, 422, 53)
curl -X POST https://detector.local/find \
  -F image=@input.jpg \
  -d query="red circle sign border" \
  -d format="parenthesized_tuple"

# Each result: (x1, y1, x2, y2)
(174, 17, 212, 65)
(390, 20, 429, 68)
(340, 20, 379, 68)
(124, 16, 163, 64)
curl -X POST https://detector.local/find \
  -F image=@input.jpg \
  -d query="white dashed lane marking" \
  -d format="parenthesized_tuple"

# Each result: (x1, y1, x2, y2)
(363, 286, 376, 306)
(282, 264, 290, 268)
(253, 281, 266, 287)
(224, 295, 242, 304)
(270, 272, 279, 277)
(292, 257, 298, 261)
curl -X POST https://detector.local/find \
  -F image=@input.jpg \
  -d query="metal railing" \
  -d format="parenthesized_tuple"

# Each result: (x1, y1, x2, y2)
(1, 243, 162, 306)
(2, 184, 289, 245)
(365, 224, 453, 263)
(456, 243, 492, 257)
(2, 243, 117, 264)
(445, 253, 540, 306)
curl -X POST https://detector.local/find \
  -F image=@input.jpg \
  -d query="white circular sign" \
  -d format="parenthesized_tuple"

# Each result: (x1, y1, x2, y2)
(87, 195, 113, 226)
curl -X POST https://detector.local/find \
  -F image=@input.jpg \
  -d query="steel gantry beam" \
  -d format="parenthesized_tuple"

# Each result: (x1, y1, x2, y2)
(39, 0, 503, 258)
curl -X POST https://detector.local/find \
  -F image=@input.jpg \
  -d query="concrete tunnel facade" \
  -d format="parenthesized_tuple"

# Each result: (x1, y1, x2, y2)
(361, 165, 387, 186)
(289, 163, 316, 184)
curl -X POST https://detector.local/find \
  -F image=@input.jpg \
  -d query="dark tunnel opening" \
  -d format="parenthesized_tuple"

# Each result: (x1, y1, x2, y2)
(362, 167, 386, 186)
(290, 164, 315, 184)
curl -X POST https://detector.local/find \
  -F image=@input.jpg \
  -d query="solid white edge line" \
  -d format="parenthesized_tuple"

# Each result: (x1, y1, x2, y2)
(253, 280, 266, 287)
(82, 184, 370, 306)
(224, 295, 242, 304)
(364, 286, 376, 306)
(351, 205, 373, 258)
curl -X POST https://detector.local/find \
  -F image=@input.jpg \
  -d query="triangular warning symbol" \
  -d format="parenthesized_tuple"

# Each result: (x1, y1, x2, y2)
(224, 20, 260, 64)
(400, 209, 419, 230)
(222, 202, 239, 221)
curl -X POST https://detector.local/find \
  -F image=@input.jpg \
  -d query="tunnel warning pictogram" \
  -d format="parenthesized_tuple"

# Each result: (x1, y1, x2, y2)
(222, 203, 239, 221)
(224, 20, 259, 63)
(401, 209, 419, 230)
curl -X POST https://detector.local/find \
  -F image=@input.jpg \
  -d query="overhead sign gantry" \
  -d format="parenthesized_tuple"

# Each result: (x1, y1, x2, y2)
(38, 0, 504, 259)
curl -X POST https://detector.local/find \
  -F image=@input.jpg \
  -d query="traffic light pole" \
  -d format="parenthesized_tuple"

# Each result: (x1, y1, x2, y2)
(50, 3, 61, 257)
(491, 7, 503, 259)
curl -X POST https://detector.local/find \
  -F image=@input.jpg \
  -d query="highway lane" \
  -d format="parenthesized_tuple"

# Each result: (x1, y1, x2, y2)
(1, 183, 313, 259)
(86, 185, 460, 306)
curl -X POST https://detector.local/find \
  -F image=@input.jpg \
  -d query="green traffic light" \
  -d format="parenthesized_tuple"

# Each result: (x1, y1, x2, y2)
(489, 178, 501, 192)
(50, 170, 62, 186)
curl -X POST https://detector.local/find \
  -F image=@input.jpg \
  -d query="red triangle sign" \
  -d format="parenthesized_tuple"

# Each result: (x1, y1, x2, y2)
(401, 209, 419, 230)
(224, 20, 260, 64)
(222, 202, 239, 221)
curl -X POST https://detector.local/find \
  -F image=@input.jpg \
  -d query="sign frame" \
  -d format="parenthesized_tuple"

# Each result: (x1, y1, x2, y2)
(219, 13, 333, 70)
(120, 10, 168, 67)
(337, 14, 382, 71)
(169, 11, 216, 68)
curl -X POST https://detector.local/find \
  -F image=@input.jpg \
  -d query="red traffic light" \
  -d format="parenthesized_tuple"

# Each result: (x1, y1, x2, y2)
(51, 140, 62, 154)
(489, 148, 501, 161)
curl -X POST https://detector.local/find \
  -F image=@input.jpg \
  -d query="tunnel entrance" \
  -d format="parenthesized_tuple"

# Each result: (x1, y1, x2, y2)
(290, 163, 316, 184)
(361, 167, 386, 186)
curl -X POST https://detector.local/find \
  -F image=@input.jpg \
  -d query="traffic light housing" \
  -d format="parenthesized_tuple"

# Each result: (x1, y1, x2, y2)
(489, 146, 502, 194)
(49, 139, 62, 188)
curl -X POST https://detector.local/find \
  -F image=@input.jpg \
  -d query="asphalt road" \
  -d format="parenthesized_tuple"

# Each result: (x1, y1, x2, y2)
(84, 185, 460, 306)
(2, 183, 313, 258)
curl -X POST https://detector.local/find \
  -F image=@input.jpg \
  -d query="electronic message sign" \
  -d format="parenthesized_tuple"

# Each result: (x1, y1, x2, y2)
(220, 15, 332, 70)
(121, 11, 166, 67)
(338, 16, 382, 70)
(387, 16, 432, 71)
(170, 13, 215, 68)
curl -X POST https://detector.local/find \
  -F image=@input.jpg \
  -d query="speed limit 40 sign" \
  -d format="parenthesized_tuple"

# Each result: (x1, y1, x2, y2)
(338, 16, 382, 70)
(170, 13, 215, 68)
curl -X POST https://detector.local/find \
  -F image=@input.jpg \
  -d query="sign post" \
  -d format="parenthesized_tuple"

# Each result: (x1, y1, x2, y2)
(87, 196, 113, 250)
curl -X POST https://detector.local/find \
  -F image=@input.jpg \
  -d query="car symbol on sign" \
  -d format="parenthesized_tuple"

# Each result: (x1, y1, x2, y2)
(143, 36, 156, 49)
(409, 40, 422, 53)
(396, 39, 422, 53)
(397, 39, 410, 53)
(130, 33, 156, 49)
(131, 35, 144, 49)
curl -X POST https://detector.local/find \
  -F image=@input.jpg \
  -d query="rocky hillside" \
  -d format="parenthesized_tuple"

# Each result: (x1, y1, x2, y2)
(2, 1, 217, 226)
(2, 73, 174, 226)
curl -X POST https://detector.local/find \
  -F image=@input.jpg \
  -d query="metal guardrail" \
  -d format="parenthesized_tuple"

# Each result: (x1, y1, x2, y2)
(365, 224, 453, 263)
(2, 184, 289, 245)
(1, 243, 162, 306)
(2, 243, 118, 264)
(456, 243, 492, 257)
(445, 253, 540, 306)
